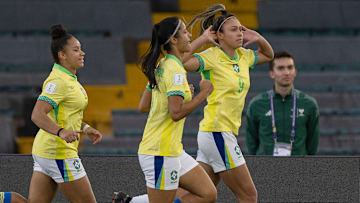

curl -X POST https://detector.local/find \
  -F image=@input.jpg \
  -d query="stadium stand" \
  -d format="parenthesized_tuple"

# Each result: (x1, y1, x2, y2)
(0, 0, 153, 151)
(105, 0, 360, 156)
(0, 38, 127, 85)
(257, 0, 360, 29)
(0, 1, 152, 38)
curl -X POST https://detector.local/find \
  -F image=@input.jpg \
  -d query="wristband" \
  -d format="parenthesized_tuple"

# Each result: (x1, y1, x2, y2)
(56, 128, 64, 137)
(83, 124, 90, 132)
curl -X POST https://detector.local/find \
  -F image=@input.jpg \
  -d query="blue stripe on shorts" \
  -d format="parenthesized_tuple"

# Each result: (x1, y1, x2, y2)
(55, 159, 66, 182)
(212, 132, 228, 168)
(154, 156, 164, 189)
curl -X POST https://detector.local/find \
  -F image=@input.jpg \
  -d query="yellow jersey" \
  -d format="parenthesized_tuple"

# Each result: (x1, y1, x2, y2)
(138, 54, 192, 156)
(32, 63, 88, 159)
(194, 46, 257, 135)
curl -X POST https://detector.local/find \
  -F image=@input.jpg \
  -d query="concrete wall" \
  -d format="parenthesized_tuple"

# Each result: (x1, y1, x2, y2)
(0, 155, 359, 202)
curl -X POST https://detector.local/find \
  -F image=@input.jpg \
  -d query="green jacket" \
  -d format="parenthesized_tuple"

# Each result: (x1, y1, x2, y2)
(245, 88, 319, 155)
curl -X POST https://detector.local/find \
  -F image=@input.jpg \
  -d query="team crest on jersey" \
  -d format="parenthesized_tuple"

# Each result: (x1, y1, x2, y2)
(80, 88, 86, 97)
(170, 170, 178, 183)
(233, 64, 240, 73)
(234, 146, 242, 159)
(73, 160, 81, 171)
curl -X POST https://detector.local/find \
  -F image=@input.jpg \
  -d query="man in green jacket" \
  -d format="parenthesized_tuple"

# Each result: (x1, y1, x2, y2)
(245, 51, 319, 156)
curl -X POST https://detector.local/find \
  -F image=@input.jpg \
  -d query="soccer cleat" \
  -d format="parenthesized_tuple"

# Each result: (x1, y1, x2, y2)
(112, 191, 133, 203)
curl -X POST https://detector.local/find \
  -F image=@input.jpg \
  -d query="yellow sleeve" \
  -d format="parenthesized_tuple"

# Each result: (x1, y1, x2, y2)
(239, 48, 258, 69)
(193, 48, 216, 72)
(37, 77, 66, 109)
(164, 62, 186, 98)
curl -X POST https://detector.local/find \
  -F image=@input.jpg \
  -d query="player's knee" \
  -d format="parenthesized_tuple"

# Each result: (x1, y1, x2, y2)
(246, 190, 258, 202)
(203, 185, 217, 203)
(237, 187, 257, 202)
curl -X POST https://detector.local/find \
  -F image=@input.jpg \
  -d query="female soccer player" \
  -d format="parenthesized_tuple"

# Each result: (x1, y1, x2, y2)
(28, 24, 103, 203)
(114, 17, 217, 203)
(182, 4, 274, 202)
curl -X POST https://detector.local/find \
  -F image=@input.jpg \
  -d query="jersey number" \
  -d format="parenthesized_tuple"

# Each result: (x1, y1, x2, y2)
(238, 78, 244, 93)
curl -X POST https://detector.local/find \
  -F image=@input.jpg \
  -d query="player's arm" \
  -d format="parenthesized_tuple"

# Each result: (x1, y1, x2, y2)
(31, 100, 80, 143)
(183, 26, 218, 63)
(242, 27, 274, 65)
(138, 88, 152, 113)
(168, 80, 213, 121)
(183, 56, 201, 72)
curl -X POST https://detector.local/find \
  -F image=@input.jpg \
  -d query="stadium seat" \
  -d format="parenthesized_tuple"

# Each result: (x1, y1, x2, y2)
(0, 0, 152, 39)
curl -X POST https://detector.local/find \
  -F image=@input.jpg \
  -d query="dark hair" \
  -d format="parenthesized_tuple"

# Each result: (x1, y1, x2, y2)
(50, 24, 73, 63)
(140, 17, 181, 89)
(187, 4, 234, 38)
(269, 51, 295, 71)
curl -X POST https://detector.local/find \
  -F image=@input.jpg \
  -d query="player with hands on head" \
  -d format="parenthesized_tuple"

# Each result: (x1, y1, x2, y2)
(181, 4, 274, 203)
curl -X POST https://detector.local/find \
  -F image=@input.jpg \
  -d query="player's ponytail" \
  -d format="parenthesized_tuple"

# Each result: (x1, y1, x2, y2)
(140, 17, 181, 89)
(187, 4, 234, 36)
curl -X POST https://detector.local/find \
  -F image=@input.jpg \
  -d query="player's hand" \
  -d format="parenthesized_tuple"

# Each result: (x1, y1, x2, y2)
(201, 25, 219, 46)
(59, 129, 81, 143)
(84, 127, 103, 144)
(242, 26, 261, 47)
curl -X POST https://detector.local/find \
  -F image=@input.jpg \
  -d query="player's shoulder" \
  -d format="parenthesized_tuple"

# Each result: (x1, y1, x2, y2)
(43, 71, 67, 87)
(198, 47, 218, 56)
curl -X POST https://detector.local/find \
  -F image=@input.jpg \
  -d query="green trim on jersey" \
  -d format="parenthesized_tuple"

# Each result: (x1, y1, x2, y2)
(193, 54, 205, 72)
(250, 50, 259, 69)
(166, 54, 185, 70)
(38, 95, 59, 122)
(53, 63, 77, 79)
(202, 70, 210, 80)
(167, 90, 185, 98)
(215, 46, 239, 62)
(250, 50, 258, 69)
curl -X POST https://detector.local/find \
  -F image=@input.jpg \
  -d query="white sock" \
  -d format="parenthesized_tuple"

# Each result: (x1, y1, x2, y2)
(130, 194, 149, 203)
